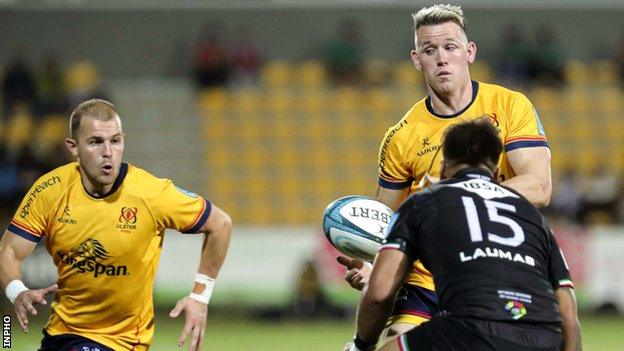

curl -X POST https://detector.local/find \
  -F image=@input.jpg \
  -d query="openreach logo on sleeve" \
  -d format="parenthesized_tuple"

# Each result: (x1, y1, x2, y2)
(2, 315, 10, 349)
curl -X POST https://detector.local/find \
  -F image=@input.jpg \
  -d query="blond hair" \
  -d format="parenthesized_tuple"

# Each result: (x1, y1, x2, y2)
(69, 99, 119, 138)
(412, 4, 467, 34)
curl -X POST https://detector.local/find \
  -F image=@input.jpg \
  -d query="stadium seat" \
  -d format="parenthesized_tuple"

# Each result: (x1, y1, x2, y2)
(365, 60, 391, 86)
(591, 60, 619, 85)
(5, 105, 34, 153)
(393, 61, 422, 86)
(470, 61, 493, 82)
(65, 60, 101, 94)
(565, 60, 590, 86)
(197, 88, 228, 113)
(260, 61, 293, 88)
(298, 60, 327, 87)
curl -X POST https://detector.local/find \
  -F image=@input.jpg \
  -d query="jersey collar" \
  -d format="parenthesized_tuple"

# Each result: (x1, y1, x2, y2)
(425, 80, 479, 119)
(85, 162, 128, 199)
(453, 167, 493, 182)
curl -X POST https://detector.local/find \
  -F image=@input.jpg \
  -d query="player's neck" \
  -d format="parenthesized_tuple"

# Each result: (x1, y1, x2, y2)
(444, 164, 494, 180)
(428, 79, 473, 115)
(79, 170, 114, 198)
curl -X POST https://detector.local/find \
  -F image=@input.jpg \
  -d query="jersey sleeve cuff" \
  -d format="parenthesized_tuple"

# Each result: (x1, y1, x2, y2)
(504, 136, 549, 152)
(379, 242, 403, 251)
(182, 198, 212, 234)
(380, 238, 409, 254)
(378, 177, 412, 190)
(8, 221, 42, 243)
(558, 279, 574, 288)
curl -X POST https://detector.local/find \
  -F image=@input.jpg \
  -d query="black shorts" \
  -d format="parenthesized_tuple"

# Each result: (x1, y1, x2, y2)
(397, 315, 561, 351)
(39, 330, 113, 351)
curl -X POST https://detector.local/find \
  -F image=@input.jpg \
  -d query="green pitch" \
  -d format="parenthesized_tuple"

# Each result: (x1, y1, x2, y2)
(6, 312, 624, 350)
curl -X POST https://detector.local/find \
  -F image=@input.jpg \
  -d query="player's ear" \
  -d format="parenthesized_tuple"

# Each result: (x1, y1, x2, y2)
(65, 137, 78, 158)
(467, 41, 477, 64)
(410, 49, 422, 71)
(440, 160, 447, 179)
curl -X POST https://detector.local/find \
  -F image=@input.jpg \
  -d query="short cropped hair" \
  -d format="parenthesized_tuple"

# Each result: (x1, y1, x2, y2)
(69, 99, 119, 138)
(412, 4, 467, 35)
(442, 117, 502, 171)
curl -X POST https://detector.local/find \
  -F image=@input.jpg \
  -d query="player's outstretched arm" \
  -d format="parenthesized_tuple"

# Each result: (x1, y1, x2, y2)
(556, 287, 582, 351)
(349, 249, 409, 351)
(375, 185, 410, 212)
(502, 146, 552, 207)
(0, 230, 58, 332)
(170, 204, 232, 351)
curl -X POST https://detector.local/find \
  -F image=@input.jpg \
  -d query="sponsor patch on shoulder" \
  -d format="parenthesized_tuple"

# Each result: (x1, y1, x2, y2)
(533, 107, 546, 136)
(176, 186, 199, 198)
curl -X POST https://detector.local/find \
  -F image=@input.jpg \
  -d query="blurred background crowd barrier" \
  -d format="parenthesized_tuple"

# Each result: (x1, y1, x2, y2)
(1, 0, 624, 339)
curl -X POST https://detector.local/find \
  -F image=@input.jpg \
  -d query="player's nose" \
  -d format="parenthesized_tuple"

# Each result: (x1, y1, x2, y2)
(102, 141, 112, 157)
(437, 51, 448, 65)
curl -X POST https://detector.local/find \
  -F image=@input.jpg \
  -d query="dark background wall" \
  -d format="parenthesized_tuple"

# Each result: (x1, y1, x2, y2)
(1, 6, 621, 78)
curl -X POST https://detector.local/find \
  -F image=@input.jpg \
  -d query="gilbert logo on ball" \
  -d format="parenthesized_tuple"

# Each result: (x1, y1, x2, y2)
(322, 195, 393, 262)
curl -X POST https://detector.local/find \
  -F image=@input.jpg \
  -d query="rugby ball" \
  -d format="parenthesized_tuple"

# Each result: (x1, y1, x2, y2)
(322, 195, 393, 262)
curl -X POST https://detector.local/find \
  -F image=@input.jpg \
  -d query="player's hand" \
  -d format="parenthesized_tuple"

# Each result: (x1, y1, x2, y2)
(170, 296, 208, 351)
(337, 256, 371, 291)
(422, 173, 440, 188)
(14, 284, 58, 333)
(343, 341, 363, 351)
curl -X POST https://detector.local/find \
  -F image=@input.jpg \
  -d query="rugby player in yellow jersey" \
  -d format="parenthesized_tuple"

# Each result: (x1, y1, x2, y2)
(0, 99, 232, 351)
(339, 4, 552, 344)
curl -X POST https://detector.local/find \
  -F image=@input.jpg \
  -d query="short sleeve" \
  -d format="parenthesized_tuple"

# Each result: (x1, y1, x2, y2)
(378, 124, 413, 190)
(151, 180, 212, 234)
(504, 92, 549, 152)
(8, 176, 59, 242)
(547, 229, 574, 289)
(380, 198, 419, 262)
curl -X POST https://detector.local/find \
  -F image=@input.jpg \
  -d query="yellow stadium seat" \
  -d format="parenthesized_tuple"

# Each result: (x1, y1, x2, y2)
(333, 87, 359, 113)
(565, 60, 589, 86)
(260, 61, 293, 88)
(233, 89, 262, 114)
(530, 87, 560, 110)
(65, 60, 101, 93)
(300, 89, 326, 114)
(470, 61, 493, 82)
(6, 105, 34, 152)
(40, 114, 66, 141)
(393, 61, 422, 86)
(365, 60, 391, 86)
(197, 88, 228, 114)
(367, 88, 392, 111)
(591, 60, 619, 85)
(298, 60, 327, 87)
(32, 114, 67, 157)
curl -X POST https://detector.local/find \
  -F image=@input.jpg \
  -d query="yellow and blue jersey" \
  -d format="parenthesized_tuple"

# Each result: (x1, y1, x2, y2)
(377, 80, 547, 311)
(8, 162, 211, 350)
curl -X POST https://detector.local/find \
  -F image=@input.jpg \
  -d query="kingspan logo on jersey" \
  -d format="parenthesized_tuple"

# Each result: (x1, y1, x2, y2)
(57, 238, 128, 277)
